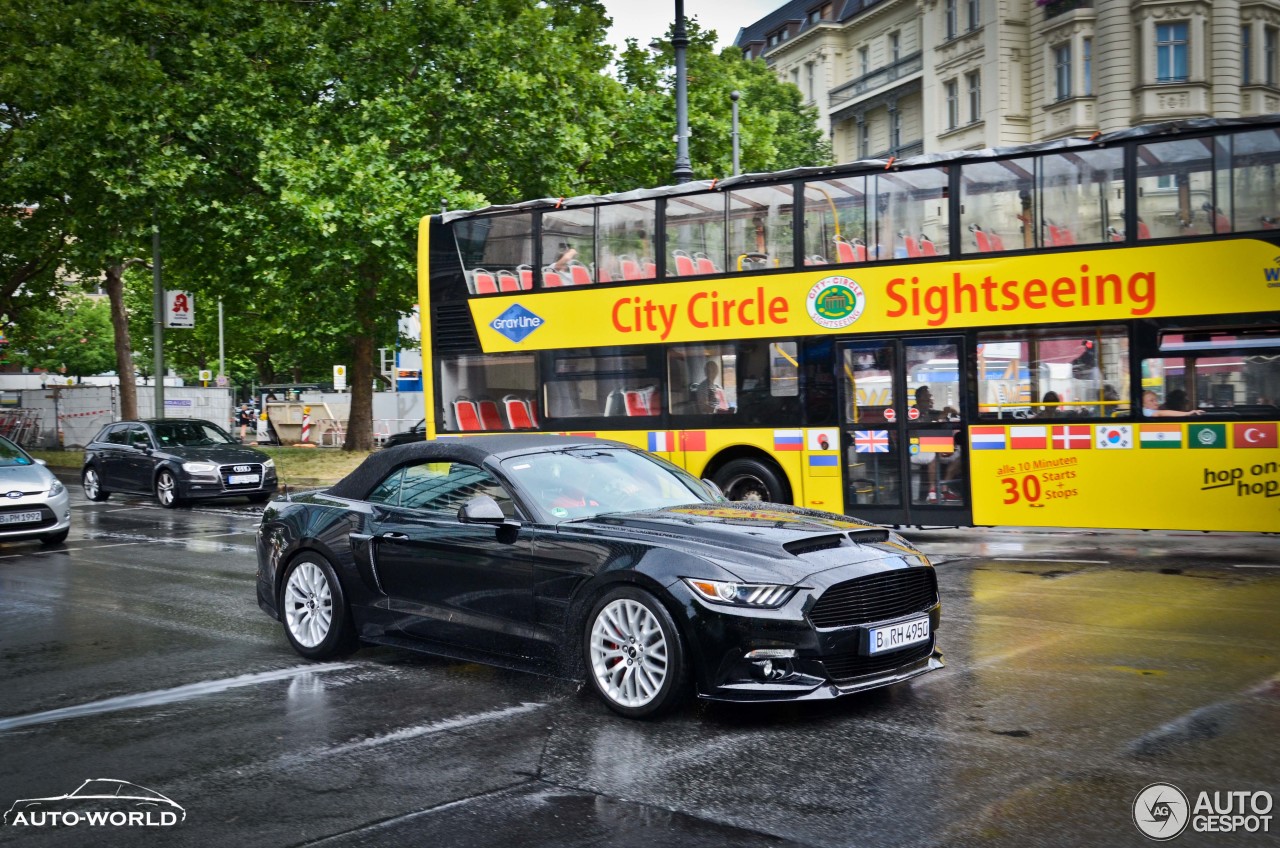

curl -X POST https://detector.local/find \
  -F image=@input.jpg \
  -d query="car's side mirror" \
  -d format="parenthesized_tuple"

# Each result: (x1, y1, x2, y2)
(702, 478, 727, 501)
(458, 495, 507, 525)
(34, 458, 48, 466)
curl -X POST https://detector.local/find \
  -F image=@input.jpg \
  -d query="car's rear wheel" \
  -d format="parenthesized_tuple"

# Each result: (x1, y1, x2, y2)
(155, 469, 183, 508)
(82, 467, 109, 501)
(714, 458, 789, 503)
(585, 586, 688, 719)
(281, 555, 355, 660)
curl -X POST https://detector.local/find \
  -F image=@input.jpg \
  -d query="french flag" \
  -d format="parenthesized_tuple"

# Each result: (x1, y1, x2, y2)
(970, 426, 1006, 450)
(648, 431, 675, 452)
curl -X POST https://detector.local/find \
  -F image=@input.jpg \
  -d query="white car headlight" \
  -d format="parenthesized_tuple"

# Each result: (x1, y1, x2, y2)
(48, 479, 66, 497)
(262, 458, 275, 469)
(684, 578, 794, 608)
(182, 461, 218, 474)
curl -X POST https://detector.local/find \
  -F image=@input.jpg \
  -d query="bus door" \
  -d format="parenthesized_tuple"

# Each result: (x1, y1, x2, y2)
(838, 337, 973, 525)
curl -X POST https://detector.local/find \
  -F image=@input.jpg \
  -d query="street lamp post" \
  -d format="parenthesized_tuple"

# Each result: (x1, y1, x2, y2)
(730, 90, 741, 176)
(672, 0, 693, 184)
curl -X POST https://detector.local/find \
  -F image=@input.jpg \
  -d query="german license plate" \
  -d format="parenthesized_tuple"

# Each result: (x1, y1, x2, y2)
(228, 474, 260, 485)
(0, 510, 43, 525)
(868, 616, 930, 655)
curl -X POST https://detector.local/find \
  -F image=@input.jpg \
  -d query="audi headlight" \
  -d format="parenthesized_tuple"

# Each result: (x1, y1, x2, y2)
(182, 461, 218, 474)
(48, 479, 66, 497)
(262, 458, 275, 469)
(684, 578, 794, 608)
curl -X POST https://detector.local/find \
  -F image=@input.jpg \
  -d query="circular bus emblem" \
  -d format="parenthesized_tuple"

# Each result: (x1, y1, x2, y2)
(806, 276, 866, 329)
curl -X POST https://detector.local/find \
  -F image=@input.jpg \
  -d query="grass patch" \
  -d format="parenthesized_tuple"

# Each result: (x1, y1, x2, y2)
(30, 446, 370, 486)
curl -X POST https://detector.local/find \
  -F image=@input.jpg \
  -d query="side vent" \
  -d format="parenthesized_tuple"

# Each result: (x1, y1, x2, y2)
(848, 528, 891, 544)
(784, 534, 847, 556)
(433, 303, 482, 355)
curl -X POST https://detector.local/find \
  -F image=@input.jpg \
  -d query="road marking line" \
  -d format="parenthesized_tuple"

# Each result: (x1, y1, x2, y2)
(1232, 564, 1280, 569)
(0, 664, 355, 732)
(991, 557, 1108, 564)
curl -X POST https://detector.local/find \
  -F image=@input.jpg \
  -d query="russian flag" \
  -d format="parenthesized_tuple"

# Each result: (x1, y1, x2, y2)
(774, 429, 804, 451)
(970, 426, 1006, 450)
(648, 431, 675, 452)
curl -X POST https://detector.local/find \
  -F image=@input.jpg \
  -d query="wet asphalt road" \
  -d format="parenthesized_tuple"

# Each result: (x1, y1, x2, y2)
(1, 480, 1277, 848)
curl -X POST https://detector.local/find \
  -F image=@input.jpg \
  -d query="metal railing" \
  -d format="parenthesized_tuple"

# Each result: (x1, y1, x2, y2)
(830, 52, 923, 105)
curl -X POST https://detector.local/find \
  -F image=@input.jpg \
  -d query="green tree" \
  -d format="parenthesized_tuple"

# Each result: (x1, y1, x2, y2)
(7, 296, 116, 378)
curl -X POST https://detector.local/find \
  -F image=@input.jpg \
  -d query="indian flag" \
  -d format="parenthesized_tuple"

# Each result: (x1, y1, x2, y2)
(1139, 424, 1183, 448)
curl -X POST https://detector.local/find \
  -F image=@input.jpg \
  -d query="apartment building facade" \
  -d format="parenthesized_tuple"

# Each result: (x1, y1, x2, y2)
(735, 0, 1280, 161)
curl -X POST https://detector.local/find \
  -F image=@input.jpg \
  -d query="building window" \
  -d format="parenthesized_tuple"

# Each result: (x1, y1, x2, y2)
(890, 31, 901, 62)
(890, 108, 901, 150)
(806, 62, 816, 102)
(1156, 22, 1189, 83)
(1242, 25, 1252, 85)
(946, 80, 959, 129)
(1083, 37, 1092, 94)
(967, 70, 981, 121)
(1267, 27, 1278, 86)
(946, 0, 957, 39)
(968, 0, 980, 31)
(1054, 43, 1072, 100)
(859, 122, 870, 159)
(859, 46, 869, 77)
(808, 8, 821, 26)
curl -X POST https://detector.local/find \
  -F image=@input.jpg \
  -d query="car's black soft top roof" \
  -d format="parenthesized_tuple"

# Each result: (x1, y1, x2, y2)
(325, 434, 631, 501)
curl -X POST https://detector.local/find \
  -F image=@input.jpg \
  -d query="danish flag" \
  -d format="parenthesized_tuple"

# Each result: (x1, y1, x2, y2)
(1051, 425, 1093, 449)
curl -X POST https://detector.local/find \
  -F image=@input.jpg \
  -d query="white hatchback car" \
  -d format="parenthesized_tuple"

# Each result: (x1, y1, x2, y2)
(0, 435, 70, 545)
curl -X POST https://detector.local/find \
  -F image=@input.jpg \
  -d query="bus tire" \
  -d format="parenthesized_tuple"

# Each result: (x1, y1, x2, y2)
(714, 458, 789, 504)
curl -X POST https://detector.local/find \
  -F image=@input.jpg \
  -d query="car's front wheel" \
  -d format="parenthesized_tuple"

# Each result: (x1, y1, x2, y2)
(280, 555, 355, 660)
(154, 469, 183, 508)
(82, 467, 109, 501)
(585, 586, 688, 719)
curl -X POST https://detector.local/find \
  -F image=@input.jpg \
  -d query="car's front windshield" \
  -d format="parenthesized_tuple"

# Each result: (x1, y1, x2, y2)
(0, 436, 33, 467)
(153, 421, 235, 448)
(500, 448, 718, 522)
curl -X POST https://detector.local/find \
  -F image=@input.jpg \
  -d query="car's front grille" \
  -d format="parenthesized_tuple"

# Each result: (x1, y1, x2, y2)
(220, 463, 264, 489)
(0, 505, 56, 529)
(808, 567, 937, 629)
(819, 641, 934, 683)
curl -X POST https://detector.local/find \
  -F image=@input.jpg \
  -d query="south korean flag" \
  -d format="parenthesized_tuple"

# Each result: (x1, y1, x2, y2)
(1095, 424, 1133, 449)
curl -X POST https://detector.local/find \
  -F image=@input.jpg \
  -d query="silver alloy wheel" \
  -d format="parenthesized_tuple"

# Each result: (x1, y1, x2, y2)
(284, 561, 333, 649)
(83, 468, 100, 499)
(724, 473, 768, 501)
(589, 597, 669, 709)
(156, 471, 177, 506)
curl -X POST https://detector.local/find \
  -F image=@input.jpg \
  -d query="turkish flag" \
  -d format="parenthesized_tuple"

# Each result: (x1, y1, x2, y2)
(1233, 423, 1278, 448)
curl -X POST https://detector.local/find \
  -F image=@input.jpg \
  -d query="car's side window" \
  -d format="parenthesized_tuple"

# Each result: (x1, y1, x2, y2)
(367, 469, 404, 506)
(128, 425, 152, 449)
(105, 426, 129, 446)
(398, 462, 515, 517)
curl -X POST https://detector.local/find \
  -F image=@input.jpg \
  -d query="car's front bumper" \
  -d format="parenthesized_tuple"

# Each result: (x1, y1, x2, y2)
(668, 569, 944, 703)
(0, 489, 71, 542)
(178, 472, 278, 502)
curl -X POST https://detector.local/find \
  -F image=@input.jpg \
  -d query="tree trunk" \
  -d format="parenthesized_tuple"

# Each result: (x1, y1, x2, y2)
(104, 263, 138, 419)
(343, 272, 377, 452)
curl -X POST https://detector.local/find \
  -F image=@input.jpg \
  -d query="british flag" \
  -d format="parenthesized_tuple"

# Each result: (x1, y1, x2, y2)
(853, 430, 890, 453)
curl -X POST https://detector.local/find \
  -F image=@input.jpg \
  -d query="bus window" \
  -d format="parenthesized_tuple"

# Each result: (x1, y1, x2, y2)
(541, 206, 595, 287)
(545, 351, 660, 419)
(668, 344, 735, 416)
(728, 185, 795, 271)
(598, 200, 656, 282)
(666, 194, 726, 277)
(735, 340, 801, 427)
(802, 176, 869, 265)
(1230, 129, 1280, 233)
(874, 166, 949, 259)
(438, 354, 537, 431)
(842, 342, 894, 423)
(1144, 327, 1280, 415)
(1136, 137, 1219, 238)
(1039, 148, 1124, 246)
(453, 213, 533, 292)
(960, 156, 1035, 253)
(976, 328, 1130, 419)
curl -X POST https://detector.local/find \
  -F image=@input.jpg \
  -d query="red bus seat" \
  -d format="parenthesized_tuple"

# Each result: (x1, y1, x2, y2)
(454, 400, 482, 431)
(989, 232, 1005, 251)
(472, 270, 497, 294)
(672, 250, 696, 276)
(694, 253, 719, 274)
(496, 271, 520, 292)
(643, 261, 657, 278)
(503, 395, 535, 429)
(568, 261, 593, 286)
(542, 268, 565, 287)
(973, 229, 992, 252)
(517, 265, 534, 289)
(624, 391, 652, 416)
(1137, 220, 1151, 240)
(904, 235, 921, 258)
(919, 236, 937, 256)
(834, 237, 856, 263)
(1214, 212, 1230, 234)
(621, 257, 642, 279)
(598, 266, 612, 282)
(477, 399, 504, 430)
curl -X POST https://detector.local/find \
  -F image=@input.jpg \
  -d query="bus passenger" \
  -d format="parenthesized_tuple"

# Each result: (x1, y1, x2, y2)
(693, 361, 729, 414)
(1142, 390, 1202, 418)
(1038, 391, 1061, 417)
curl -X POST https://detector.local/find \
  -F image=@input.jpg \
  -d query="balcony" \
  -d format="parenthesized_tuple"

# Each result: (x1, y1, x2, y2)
(830, 52, 924, 105)
(1039, 0, 1092, 20)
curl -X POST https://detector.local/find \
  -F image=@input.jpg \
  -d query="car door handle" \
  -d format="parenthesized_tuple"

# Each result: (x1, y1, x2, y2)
(380, 532, 410, 540)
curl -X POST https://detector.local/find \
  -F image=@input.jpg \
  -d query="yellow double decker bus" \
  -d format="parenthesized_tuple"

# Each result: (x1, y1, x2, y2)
(418, 117, 1280, 533)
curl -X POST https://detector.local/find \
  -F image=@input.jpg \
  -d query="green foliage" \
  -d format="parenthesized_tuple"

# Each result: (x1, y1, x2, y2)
(6, 296, 116, 377)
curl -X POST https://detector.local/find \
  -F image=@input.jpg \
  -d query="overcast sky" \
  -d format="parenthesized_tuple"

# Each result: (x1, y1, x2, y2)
(601, 0, 782, 55)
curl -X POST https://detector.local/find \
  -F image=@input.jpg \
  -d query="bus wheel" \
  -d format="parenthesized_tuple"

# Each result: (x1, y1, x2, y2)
(714, 458, 788, 504)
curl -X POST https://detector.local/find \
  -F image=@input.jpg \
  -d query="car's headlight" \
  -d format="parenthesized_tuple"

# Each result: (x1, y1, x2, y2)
(262, 458, 275, 469)
(48, 479, 65, 497)
(182, 461, 218, 474)
(684, 578, 794, 608)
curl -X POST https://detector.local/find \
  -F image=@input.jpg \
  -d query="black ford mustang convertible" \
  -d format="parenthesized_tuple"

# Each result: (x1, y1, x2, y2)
(256, 435, 942, 718)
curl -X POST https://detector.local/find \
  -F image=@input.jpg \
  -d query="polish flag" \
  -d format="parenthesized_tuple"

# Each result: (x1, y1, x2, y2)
(1051, 425, 1092, 449)
(1009, 426, 1047, 450)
